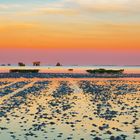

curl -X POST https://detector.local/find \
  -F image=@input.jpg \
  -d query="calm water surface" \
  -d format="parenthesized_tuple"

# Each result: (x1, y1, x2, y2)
(0, 66, 140, 73)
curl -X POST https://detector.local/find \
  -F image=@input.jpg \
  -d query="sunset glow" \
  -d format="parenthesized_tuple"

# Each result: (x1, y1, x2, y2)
(0, 0, 140, 65)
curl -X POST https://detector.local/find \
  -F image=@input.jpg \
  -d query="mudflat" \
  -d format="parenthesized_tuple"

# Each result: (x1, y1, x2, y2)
(0, 78, 140, 140)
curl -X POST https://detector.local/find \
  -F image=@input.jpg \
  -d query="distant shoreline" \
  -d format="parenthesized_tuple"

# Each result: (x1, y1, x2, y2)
(0, 73, 140, 78)
(0, 65, 140, 74)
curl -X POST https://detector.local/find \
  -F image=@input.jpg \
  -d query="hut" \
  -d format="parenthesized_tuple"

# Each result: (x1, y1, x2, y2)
(18, 62, 25, 66)
(56, 62, 62, 66)
(33, 61, 41, 66)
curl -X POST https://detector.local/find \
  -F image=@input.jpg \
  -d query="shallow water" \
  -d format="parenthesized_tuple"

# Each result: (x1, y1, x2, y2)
(0, 78, 140, 140)
(0, 65, 140, 73)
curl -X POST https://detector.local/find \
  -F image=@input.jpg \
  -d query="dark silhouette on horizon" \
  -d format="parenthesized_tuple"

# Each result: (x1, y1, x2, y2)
(33, 61, 41, 66)
(56, 62, 62, 66)
(18, 62, 25, 66)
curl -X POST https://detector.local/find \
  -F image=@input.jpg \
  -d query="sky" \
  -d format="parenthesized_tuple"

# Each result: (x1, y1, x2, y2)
(0, 0, 140, 65)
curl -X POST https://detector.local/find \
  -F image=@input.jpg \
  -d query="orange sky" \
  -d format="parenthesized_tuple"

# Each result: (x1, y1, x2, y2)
(0, 22, 140, 51)
(0, 0, 140, 64)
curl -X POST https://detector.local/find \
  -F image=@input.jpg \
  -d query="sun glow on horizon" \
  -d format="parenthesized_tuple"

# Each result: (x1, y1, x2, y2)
(0, 0, 140, 64)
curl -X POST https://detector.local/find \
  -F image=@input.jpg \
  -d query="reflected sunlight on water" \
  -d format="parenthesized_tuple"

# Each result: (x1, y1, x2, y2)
(0, 65, 140, 74)
(0, 78, 140, 140)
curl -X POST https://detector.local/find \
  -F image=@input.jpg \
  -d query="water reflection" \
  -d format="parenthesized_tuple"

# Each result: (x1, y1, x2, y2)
(0, 79, 140, 140)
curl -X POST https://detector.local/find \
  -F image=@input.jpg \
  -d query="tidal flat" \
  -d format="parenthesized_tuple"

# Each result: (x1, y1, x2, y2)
(0, 78, 140, 140)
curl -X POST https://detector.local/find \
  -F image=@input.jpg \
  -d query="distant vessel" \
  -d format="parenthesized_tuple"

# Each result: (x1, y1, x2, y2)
(86, 69, 124, 74)
(9, 69, 39, 73)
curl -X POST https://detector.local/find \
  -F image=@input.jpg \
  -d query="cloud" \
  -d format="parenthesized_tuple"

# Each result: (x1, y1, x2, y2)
(0, 4, 21, 10)
(35, 1, 79, 16)
(72, 0, 140, 13)
(0, 23, 39, 32)
(32, 0, 140, 16)
(1, 0, 139, 18)
(37, 7, 79, 16)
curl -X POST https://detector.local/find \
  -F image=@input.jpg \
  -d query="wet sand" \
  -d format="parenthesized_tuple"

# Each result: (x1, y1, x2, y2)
(0, 78, 140, 140)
